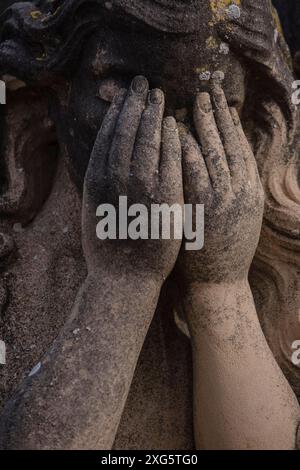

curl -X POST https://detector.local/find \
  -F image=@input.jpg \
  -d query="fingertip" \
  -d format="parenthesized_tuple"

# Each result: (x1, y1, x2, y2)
(194, 92, 212, 115)
(163, 116, 177, 131)
(209, 81, 228, 112)
(148, 88, 164, 106)
(131, 75, 149, 95)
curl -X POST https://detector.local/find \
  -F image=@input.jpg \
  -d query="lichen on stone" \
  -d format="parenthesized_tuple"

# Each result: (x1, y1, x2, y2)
(206, 36, 219, 50)
(30, 10, 42, 20)
(210, 0, 241, 24)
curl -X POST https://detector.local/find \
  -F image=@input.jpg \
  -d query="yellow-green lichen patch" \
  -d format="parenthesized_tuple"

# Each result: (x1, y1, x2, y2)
(30, 10, 42, 20)
(271, 5, 292, 67)
(36, 53, 47, 61)
(206, 36, 219, 50)
(272, 6, 283, 35)
(195, 66, 210, 74)
(210, 0, 241, 24)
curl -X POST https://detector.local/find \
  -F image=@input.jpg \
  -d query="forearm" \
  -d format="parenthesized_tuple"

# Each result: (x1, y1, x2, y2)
(0, 272, 161, 449)
(184, 280, 300, 450)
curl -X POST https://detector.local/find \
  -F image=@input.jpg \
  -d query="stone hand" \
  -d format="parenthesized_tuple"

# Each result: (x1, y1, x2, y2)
(175, 91, 300, 453)
(83, 75, 183, 282)
(178, 83, 264, 285)
(0, 78, 184, 450)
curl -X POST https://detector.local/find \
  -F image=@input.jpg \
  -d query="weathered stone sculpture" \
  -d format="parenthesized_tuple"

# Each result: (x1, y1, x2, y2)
(0, 0, 299, 449)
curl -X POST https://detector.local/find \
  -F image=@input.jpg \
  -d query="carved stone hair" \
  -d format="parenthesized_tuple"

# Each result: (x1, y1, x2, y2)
(0, 0, 295, 128)
(0, 0, 212, 81)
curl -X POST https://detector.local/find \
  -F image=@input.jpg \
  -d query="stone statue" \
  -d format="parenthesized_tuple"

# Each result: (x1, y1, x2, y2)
(0, 0, 299, 450)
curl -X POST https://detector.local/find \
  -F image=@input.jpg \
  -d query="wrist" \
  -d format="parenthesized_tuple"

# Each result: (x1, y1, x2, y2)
(85, 267, 163, 313)
(184, 279, 250, 304)
(182, 279, 253, 339)
(87, 258, 165, 289)
(74, 269, 162, 339)
(87, 267, 162, 292)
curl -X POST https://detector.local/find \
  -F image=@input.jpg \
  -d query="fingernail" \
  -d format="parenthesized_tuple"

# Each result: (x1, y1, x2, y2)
(212, 88, 226, 110)
(196, 93, 212, 113)
(131, 76, 148, 94)
(149, 89, 164, 105)
(164, 116, 177, 130)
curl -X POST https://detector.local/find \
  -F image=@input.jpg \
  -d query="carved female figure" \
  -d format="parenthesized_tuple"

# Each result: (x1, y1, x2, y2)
(0, 0, 299, 449)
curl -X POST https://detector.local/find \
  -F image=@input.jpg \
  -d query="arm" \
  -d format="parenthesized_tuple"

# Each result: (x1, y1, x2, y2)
(0, 273, 161, 450)
(178, 83, 300, 450)
(186, 281, 300, 450)
(219, 0, 300, 405)
(0, 76, 183, 449)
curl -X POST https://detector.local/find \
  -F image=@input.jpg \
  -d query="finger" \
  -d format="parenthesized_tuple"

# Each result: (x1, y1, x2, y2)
(193, 92, 231, 195)
(107, 76, 149, 186)
(211, 82, 247, 192)
(159, 117, 182, 202)
(229, 107, 261, 187)
(131, 88, 165, 189)
(178, 123, 211, 203)
(85, 89, 127, 189)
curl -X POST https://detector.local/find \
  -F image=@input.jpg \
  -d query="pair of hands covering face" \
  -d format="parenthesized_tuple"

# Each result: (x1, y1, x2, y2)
(83, 75, 264, 290)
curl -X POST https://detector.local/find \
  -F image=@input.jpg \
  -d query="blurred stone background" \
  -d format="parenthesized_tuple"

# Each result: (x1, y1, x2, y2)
(273, 0, 300, 54)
